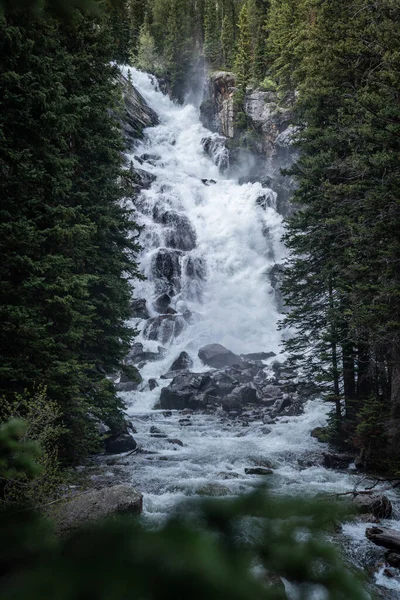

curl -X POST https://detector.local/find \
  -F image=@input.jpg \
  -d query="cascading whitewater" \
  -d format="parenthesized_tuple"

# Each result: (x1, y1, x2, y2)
(122, 67, 285, 367)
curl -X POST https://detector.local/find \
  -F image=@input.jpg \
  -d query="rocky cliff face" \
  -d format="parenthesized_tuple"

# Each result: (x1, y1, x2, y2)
(200, 71, 297, 217)
(117, 72, 159, 144)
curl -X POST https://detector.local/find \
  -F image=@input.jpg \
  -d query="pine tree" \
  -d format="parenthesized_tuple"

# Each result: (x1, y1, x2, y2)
(203, 0, 221, 66)
(0, 7, 141, 461)
(234, 0, 252, 88)
(279, 0, 400, 467)
(220, 14, 235, 68)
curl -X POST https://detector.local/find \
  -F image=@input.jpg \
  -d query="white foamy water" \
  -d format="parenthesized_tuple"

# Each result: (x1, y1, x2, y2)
(122, 67, 284, 360)
(115, 68, 400, 596)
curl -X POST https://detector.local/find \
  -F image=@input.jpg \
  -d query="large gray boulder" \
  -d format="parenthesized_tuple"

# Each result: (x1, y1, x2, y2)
(198, 343, 240, 368)
(160, 372, 214, 410)
(51, 485, 143, 533)
(143, 315, 186, 345)
(131, 298, 150, 320)
(105, 432, 137, 454)
(169, 351, 193, 372)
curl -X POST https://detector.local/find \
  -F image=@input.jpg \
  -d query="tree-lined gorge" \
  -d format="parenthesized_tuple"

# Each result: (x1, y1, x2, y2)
(0, 1, 400, 592)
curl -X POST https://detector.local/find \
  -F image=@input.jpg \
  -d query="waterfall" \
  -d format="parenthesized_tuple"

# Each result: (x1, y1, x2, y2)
(115, 68, 400, 598)
(122, 68, 284, 374)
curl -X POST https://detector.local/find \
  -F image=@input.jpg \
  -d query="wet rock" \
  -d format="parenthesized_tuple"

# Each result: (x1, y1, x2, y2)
(198, 343, 240, 368)
(230, 385, 258, 404)
(322, 452, 355, 470)
(201, 134, 230, 172)
(160, 372, 213, 410)
(250, 458, 275, 469)
(221, 396, 242, 412)
(167, 438, 184, 447)
(118, 71, 159, 143)
(150, 426, 162, 434)
(245, 467, 273, 476)
(201, 178, 217, 185)
(105, 433, 137, 454)
(260, 384, 283, 399)
(170, 351, 193, 372)
(386, 552, 400, 569)
(148, 378, 158, 391)
(143, 314, 186, 345)
(116, 367, 143, 393)
(163, 411, 172, 417)
(273, 396, 292, 414)
(154, 293, 171, 314)
(158, 211, 197, 251)
(178, 418, 192, 426)
(210, 371, 239, 396)
(185, 256, 206, 280)
(353, 494, 392, 519)
(217, 472, 240, 480)
(240, 352, 276, 361)
(151, 248, 182, 295)
(50, 485, 143, 533)
(311, 427, 329, 443)
(255, 189, 277, 210)
(131, 298, 150, 319)
(358, 514, 380, 524)
(165, 307, 177, 315)
(125, 343, 165, 366)
(196, 483, 230, 497)
(133, 168, 156, 189)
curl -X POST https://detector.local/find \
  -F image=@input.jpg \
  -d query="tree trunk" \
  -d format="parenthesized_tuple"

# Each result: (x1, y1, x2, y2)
(343, 340, 356, 419)
(387, 340, 400, 459)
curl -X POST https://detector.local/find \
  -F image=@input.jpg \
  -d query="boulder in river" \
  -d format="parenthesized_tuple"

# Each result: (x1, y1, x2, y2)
(245, 467, 273, 476)
(353, 494, 392, 519)
(151, 248, 182, 295)
(230, 384, 258, 404)
(153, 293, 171, 314)
(143, 314, 186, 345)
(51, 485, 143, 533)
(131, 298, 150, 320)
(160, 372, 214, 410)
(322, 452, 355, 470)
(105, 432, 137, 454)
(169, 351, 193, 372)
(386, 553, 400, 569)
(198, 343, 240, 368)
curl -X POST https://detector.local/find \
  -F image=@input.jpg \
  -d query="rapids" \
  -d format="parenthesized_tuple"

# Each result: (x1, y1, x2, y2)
(116, 67, 400, 597)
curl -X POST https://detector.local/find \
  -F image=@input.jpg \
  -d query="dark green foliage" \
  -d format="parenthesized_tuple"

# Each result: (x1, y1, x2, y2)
(274, 0, 400, 468)
(204, 0, 222, 66)
(0, 9, 141, 461)
(0, 489, 366, 599)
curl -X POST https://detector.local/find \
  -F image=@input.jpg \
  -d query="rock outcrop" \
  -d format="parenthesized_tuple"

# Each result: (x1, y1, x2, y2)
(118, 72, 159, 144)
(198, 343, 240, 368)
(200, 71, 298, 217)
(51, 485, 143, 533)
